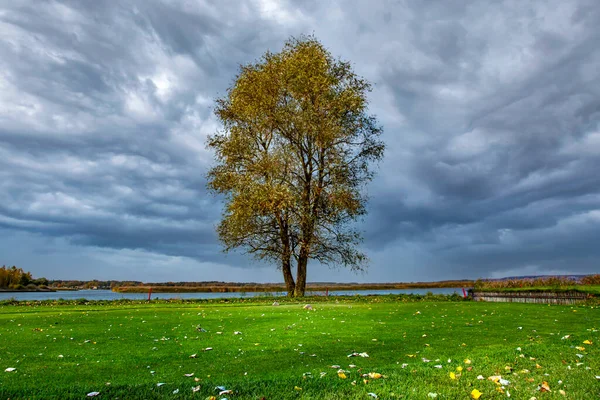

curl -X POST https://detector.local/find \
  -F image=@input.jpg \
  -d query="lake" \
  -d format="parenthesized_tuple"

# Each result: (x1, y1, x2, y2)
(0, 287, 463, 301)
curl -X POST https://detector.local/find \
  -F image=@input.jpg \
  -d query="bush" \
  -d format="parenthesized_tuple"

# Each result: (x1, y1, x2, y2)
(9, 283, 24, 290)
(581, 274, 600, 285)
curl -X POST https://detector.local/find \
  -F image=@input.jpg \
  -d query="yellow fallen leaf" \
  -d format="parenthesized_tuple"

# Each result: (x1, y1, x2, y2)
(540, 381, 551, 392)
(294, 386, 302, 391)
(559, 389, 566, 396)
(338, 372, 347, 379)
(471, 389, 482, 399)
(487, 375, 501, 383)
(575, 346, 585, 351)
(456, 366, 463, 372)
(535, 364, 542, 369)
(583, 340, 592, 345)
(449, 372, 457, 380)
(496, 387, 504, 394)
(368, 372, 382, 379)
(464, 359, 472, 364)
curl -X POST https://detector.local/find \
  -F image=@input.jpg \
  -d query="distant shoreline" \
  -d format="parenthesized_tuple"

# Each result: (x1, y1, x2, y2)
(0, 288, 56, 293)
(113, 281, 474, 293)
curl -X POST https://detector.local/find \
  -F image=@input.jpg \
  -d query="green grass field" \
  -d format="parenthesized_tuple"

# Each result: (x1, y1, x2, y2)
(1, 296, 599, 399)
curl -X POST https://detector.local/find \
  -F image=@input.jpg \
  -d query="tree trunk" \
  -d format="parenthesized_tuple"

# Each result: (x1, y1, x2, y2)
(281, 254, 296, 297)
(294, 248, 309, 297)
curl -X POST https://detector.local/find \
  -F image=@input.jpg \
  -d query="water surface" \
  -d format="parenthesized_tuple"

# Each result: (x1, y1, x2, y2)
(0, 287, 462, 301)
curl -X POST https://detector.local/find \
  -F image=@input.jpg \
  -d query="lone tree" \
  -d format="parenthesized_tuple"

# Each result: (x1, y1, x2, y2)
(207, 36, 384, 297)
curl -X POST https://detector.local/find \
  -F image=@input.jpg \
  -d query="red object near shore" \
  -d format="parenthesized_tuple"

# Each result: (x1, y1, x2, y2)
(462, 288, 467, 298)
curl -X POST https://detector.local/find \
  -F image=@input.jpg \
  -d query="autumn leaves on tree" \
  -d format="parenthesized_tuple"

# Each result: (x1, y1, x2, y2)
(207, 36, 384, 297)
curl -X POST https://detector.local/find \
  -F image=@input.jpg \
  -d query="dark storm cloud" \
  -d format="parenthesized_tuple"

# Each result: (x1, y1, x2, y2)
(0, 0, 599, 281)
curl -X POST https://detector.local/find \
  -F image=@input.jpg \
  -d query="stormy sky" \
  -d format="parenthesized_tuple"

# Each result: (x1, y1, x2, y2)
(1, 0, 599, 283)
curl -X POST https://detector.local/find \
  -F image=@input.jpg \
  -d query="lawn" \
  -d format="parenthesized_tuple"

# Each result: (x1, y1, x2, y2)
(0, 296, 599, 399)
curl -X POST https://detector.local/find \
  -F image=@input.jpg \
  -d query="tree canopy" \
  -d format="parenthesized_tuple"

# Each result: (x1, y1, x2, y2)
(207, 36, 384, 296)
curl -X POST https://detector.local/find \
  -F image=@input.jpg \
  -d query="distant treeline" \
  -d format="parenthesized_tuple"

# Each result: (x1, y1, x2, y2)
(474, 274, 600, 289)
(0, 265, 47, 290)
(112, 280, 476, 293)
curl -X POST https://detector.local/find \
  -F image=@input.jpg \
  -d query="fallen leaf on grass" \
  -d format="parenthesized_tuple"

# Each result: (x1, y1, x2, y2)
(449, 372, 457, 380)
(347, 352, 366, 358)
(575, 346, 586, 351)
(189, 354, 197, 358)
(204, 347, 213, 351)
(367, 372, 382, 379)
(464, 359, 472, 364)
(87, 392, 100, 397)
(184, 373, 194, 377)
(583, 340, 592, 345)
(471, 389, 482, 399)
(192, 385, 201, 392)
(294, 386, 302, 391)
(428, 393, 438, 398)
(156, 383, 166, 387)
(338, 372, 347, 379)
(4, 368, 16, 372)
(477, 375, 484, 380)
(219, 389, 233, 395)
(538, 382, 551, 392)
(367, 393, 378, 398)
(559, 389, 566, 396)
